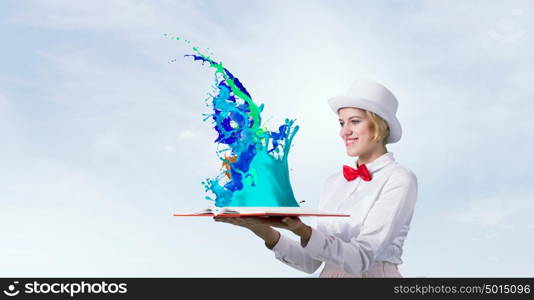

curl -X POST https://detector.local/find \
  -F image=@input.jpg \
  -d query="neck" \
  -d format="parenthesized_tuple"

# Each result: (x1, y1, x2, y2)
(357, 145, 387, 166)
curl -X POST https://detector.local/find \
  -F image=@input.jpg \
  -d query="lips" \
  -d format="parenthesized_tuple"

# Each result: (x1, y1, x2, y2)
(345, 138, 358, 146)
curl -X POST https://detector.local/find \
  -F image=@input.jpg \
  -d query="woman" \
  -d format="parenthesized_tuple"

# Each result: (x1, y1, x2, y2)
(215, 79, 418, 277)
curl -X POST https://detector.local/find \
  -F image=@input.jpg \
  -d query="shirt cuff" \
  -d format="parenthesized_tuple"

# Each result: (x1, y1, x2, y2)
(302, 227, 327, 258)
(271, 233, 292, 254)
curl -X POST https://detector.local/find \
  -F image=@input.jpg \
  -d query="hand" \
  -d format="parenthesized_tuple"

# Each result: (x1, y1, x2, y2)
(214, 216, 281, 248)
(213, 216, 271, 231)
(214, 216, 312, 247)
(216, 216, 309, 236)
(257, 216, 312, 247)
(246, 216, 304, 232)
(278, 217, 312, 247)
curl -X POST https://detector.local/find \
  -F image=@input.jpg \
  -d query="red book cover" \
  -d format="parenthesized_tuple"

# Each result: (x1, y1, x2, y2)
(173, 207, 350, 218)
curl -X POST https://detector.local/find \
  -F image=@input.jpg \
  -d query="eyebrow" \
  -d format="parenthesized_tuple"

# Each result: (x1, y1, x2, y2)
(338, 116, 364, 121)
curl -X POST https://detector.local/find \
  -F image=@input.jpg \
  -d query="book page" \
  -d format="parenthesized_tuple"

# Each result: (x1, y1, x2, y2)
(219, 207, 346, 216)
(174, 206, 349, 217)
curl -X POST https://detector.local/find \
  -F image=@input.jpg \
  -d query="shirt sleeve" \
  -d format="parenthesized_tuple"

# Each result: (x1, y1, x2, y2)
(271, 233, 323, 274)
(303, 169, 418, 275)
(268, 178, 332, 275)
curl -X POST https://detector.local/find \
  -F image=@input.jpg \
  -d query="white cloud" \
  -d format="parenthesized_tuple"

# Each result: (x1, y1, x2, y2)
(10, 0, 186, 31)
(451, 204, 515, 229)
(178, 129, 196, 139)
(449, 192, 533, 229)
(488, 256, 501, 263)
(472, 229, 505, 243)
(0, 92, 7, 108)
(164, 145, 175, 152)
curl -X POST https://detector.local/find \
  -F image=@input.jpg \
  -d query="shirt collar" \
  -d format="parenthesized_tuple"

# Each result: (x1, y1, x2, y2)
(357, 152, 395, 174)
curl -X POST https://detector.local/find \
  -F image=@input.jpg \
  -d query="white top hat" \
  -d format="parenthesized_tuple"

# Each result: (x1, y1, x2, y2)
(327, 79, 402, 144)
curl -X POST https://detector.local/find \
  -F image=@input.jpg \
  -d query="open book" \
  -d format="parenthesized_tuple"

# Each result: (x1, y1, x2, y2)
(173, 206, 350, 218)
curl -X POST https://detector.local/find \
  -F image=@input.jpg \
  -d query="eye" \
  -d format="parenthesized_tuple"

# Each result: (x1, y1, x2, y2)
(339, 122, 344, 127)
(351, 120, 360, 124)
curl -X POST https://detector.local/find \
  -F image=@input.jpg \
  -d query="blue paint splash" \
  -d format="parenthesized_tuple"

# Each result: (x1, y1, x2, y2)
(168, 35, 300, 207)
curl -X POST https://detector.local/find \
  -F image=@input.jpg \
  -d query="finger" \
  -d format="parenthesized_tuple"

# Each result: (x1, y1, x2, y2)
(232, 218, 245, 225)
(281, 216, 298, 225)
(228, 217, 241, 224)
(240, 217, 265, 225)
(282, 217, 304, 230)
(215, 217, 235, 224)
(258, 217, 288, 228)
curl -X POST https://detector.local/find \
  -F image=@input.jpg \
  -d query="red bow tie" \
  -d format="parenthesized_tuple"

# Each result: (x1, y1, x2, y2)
(343, 164, 372, 182)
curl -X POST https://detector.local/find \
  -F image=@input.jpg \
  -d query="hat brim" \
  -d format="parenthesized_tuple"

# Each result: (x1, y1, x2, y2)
(328, 95, 402, 144)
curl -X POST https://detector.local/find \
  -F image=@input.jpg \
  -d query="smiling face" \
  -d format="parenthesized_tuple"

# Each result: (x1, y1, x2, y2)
(338, 107, 384, 158)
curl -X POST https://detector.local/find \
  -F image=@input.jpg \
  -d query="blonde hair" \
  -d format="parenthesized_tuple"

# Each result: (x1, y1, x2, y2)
(365, 110, 390, 145)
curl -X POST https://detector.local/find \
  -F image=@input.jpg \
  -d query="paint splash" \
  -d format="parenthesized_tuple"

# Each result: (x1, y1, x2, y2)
(167, 34, 300, 208)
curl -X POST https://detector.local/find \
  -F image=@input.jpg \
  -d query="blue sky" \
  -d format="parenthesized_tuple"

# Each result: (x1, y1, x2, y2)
(1, 0, 533, 277)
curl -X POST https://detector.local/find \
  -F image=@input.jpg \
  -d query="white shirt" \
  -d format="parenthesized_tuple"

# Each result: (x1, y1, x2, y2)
(271, 152, 418, 276)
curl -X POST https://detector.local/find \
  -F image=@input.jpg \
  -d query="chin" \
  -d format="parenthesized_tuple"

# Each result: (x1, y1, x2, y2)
(346, 150, 360, 157)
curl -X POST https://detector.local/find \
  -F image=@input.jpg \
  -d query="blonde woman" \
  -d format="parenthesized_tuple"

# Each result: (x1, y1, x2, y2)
(215, 80, 418, 277)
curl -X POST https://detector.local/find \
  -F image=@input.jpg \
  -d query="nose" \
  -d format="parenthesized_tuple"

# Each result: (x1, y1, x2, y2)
(341, 123, 352, 137)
